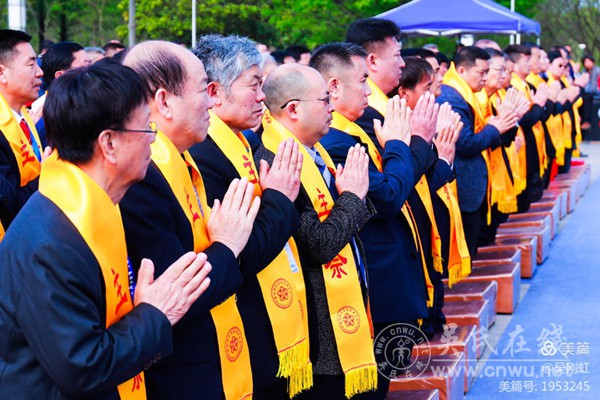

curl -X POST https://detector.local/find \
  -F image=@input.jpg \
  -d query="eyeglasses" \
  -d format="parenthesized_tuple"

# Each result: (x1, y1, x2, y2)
(113, 122, 158, 136)
(280, 95, 331, 109)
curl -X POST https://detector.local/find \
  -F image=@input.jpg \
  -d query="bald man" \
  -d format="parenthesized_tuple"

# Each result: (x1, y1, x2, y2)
(120, 41, 260, 399)
(257, 63, 378, 399)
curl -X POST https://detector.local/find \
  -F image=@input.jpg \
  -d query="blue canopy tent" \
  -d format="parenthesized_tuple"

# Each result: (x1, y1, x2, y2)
(376, 0, 540, 37)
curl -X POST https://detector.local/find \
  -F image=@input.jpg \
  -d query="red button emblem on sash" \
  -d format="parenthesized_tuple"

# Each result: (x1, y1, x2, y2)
(337, 306, 360, 334)
(271, 278, 294, 309)
(225, 327, 244, 362)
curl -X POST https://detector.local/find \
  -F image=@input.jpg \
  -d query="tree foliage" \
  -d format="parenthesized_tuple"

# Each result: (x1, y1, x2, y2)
(3, 0, 600, 63)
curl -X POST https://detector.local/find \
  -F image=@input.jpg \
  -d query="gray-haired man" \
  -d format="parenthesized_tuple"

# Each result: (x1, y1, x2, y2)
(190, 34, 306, 399)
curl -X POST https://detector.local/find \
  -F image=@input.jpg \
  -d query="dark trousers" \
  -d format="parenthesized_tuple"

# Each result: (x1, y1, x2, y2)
(295, 374, 380, 400)
(461, 208, 482, 257)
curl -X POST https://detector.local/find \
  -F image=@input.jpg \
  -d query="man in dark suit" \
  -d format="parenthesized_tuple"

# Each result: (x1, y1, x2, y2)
(312, 38, 437, 399)
(121, 41, 263, 399)
(0, 30, 45, 234)
(436, 46, 518, 256)
(190, 34, 305, 399)
(259, 63, 376, 399)
(0, 60, 212, 399)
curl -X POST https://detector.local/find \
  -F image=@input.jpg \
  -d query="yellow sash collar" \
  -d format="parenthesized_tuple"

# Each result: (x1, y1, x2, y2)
(207, 112, 312, 397)
(0, 92, 42, 186)
(39, 152, 146, 400)
(484, 91, 518, 214)
(262, 110, 377, 398)
(450, 67, 491, 224)
(151, 131, 252, 400)
(366, 78, 389, 117)
(436, 182, 471, 286)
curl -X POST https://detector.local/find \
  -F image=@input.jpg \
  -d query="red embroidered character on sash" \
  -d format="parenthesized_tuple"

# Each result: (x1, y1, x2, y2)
(111, 268, 128, 315)
(324, 254, 348, 279)
(185, 189, 200, 223)
(316, 188, 330, 218)
(20, 140, 36, 167)
(242, 155, 258, 184)
(131, 374, 143, 392)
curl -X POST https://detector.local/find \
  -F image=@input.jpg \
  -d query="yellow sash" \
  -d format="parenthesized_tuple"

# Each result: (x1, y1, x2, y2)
(39, 153, 145, 400)
(510, 74, 547, 177)
(151, 131, 252, 400)
(444, 63, 492, 224)
(366, 78, 389, 117)
(544, 74, 566, 165)
(436, 182, 471, 286)
(330, 111, 435, 306)
(0, 93, 42, 186)
(484, 91, 518, 214)
(562, 77, 583, 157)
(262, 110, 377, 398)
(207, 112, 312, 397)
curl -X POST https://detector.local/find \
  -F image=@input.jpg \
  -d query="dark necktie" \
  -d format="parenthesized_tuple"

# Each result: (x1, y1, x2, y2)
(314, 148, 367, 287)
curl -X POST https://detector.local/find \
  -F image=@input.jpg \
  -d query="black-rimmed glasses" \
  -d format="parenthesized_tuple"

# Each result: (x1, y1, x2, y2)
(280, 95, 331, 109)
(113, 122, 158, 136)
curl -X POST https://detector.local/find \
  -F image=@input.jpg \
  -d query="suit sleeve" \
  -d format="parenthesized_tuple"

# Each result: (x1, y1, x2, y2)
(294, 191, 374, 267)
(438, 92, 502, 157)
(121, 166, 242, 317)
(426, 158, 454, 191)
(0, 134, 38, 227)
(17, 239, 171, 397)
(191, 138, 300, 279)
(325, 135, 434, 218)
(518, 104, 545, 128)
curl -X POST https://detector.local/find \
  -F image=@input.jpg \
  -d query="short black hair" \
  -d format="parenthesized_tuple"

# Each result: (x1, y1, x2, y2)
(103, 42, 126, 53)
(44, 59, 147, 164)
(0, 29, 32, 65)
(270, 50, 294, 65)
(522, 41, 540, 51)
(285, 45, 310, 62)
(402, 47, 436, 59)
(39, 39, 54, 53)
(345, 18, 400, 54)
(547, 50, 563, 63)
(504, 44, 531, 63)
(310, 42, 367, 77)
(483, 47, 505, 59)
(399, 57, 433, 91)
(454, 46, 490, 68)
(582, 54, 595, 64)
(436, 52, 449, 65)
(41, 41, 84, 87)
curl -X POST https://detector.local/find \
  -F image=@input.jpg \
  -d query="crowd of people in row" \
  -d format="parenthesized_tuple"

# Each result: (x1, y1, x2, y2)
(0, 15, 588, 400)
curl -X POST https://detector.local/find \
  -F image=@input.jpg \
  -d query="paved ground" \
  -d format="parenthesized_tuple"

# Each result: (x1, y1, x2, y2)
(466, 142, 600, 399)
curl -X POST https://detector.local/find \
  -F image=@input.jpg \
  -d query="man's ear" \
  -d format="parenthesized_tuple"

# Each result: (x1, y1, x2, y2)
(154, 88, 172, 120)
(0, 64, 8, 84)
(207, 81, 222, 107)
(366, 53, 378, 73)
(328, 77, 340, 99)
(398, 87, 409, 100)
(283, 101, 300, 122)
(96, 130, 118, 165)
